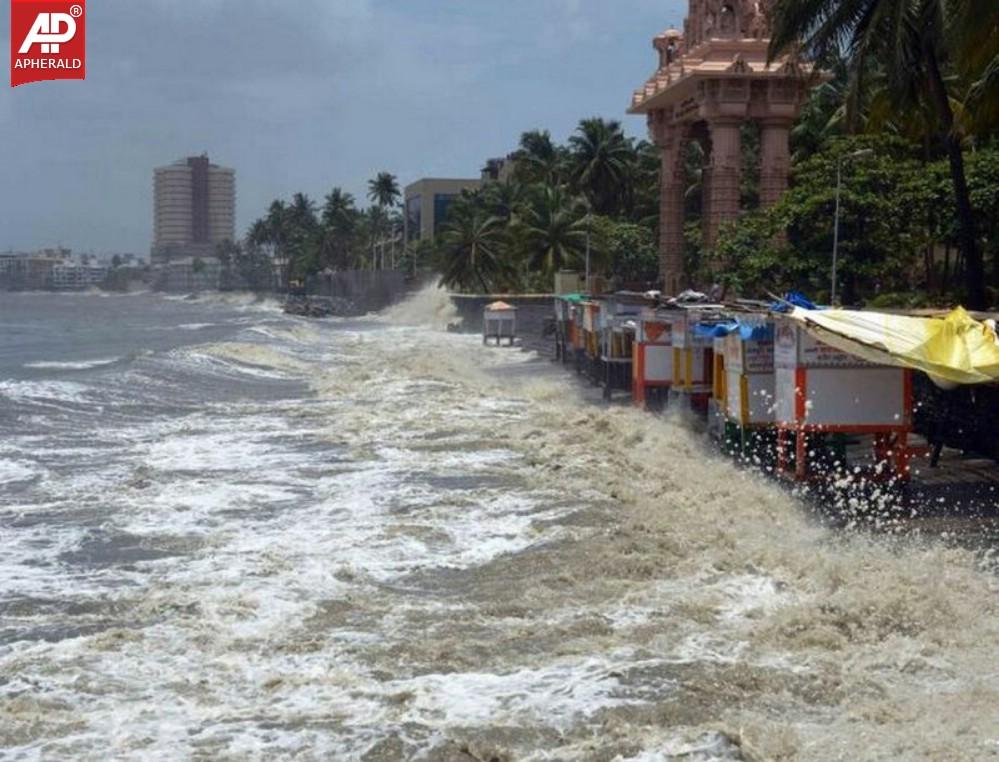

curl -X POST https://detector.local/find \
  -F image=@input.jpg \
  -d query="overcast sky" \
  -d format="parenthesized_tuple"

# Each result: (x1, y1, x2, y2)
(1, 0, 686, 255)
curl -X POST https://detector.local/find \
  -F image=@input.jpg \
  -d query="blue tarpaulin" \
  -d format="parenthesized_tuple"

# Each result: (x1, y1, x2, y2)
(693, 321, 773, 341)
(770, 291, 821, 313)
(693, 321, 738, 338)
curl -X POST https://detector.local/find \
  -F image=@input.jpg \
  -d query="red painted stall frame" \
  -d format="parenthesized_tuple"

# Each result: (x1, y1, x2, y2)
(774, 366, 927, 482)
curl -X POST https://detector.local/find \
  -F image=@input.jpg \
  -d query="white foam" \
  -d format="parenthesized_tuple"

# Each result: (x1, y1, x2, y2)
(179, 342, 311, 379)
(23, 357, 121, 371)
(614, 732, 742, 761)
(377, 283, 459, 329)
(0, 459, 39, 484)
(386, 654, 661, 730)
(0, 379, 92, 404)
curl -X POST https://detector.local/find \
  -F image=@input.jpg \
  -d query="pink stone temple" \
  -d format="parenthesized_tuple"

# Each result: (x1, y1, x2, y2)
(629, 0, 821, 293)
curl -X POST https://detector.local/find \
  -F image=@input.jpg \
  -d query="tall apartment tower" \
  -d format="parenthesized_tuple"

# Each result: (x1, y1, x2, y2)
(152, 155, 235, 262)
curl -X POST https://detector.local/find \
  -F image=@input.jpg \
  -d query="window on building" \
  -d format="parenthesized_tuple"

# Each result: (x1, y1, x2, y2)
(433, 194, 458, 235)
(406, 195, 422, 242)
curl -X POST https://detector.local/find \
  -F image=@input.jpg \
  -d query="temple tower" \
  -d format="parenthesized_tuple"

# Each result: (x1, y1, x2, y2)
(629, 1, 819, 294)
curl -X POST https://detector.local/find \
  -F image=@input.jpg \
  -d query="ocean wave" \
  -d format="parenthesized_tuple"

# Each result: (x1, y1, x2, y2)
(245, 323, 322, 344)
(180, 342, 311, 379)
(24, 357, 122, 371)
(376, 283, 459, 329)
(0, 379, 92, 404)
(161, 291, 284, 313)
(5, 294, 999, 761)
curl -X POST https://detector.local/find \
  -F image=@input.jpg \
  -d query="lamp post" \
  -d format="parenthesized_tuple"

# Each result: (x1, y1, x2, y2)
(584, 201, 592, 292)
(831, 148, 874, 305)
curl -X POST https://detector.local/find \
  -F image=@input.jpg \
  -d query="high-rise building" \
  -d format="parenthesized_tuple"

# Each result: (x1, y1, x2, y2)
(152, 155, 235, 262)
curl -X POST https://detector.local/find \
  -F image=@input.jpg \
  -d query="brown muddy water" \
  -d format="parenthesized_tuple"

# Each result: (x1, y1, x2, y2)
(1, 288, 998, 760)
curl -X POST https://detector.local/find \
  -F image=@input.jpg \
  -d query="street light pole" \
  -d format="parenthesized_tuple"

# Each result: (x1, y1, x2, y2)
(585, 205, 591, 292)
(830, 148, 873, 306)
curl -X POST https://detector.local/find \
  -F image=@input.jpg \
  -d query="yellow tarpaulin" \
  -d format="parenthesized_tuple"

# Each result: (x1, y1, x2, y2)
(787, 306, 999, 387)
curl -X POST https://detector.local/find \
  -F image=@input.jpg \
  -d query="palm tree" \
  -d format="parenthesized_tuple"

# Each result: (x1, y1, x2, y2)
(627, 139, 662, 229)
(322, 188, 356, 229)
(438, 199, 509, 292)
(518, 185, 587, 275)
(289, 193, 318, 230)
(367, 172, 401, 269)
(260, 200, 293, 289)
(483, 180, 528, 225)
(512, 130, 566, 186)
(768, 0, 987, 307)
(951, 0, 999, 135)
(367, 172, 401, 208)
(247, 218, 271, 253)
(788, 52, 851, 161)
(568, 118, 636, 216)
(319, 188, 359, 270)
(284, 194, 321, 281)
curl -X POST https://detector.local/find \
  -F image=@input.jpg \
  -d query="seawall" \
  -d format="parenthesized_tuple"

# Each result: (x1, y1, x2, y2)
(306, 270, 417, 314)
(449, 294, 555, 357)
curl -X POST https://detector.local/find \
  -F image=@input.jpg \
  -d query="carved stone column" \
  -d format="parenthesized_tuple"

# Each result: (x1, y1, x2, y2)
(651, 113, 688, 294)
(759, 117, 793, 207)
(703, 118, 742, 248)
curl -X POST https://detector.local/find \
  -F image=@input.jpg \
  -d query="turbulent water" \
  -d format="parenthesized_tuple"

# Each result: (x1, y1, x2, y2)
(1, 289, 998, 761)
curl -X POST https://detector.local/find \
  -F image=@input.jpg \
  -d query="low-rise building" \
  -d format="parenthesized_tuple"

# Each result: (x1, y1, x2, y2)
(50, 263, 108, 290)
(0, 249, 71, 290)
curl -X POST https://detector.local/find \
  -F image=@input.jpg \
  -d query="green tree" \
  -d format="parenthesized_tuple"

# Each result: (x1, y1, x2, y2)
(483, 180, 528, 225)
(769, 0, 987, 307)
(367, 172, 401, 269)
(320, 187, 359, 269)
(437, 198, 510, 292)
(568, 117, 635, 216)
(627, 139, 662, 230)
(950, 0, 999, 135)
(367, 172, 401, 208)
(713, 136, 937, 302)
(512, 130, 567, 186)
(589, 216, 658, 285)
(285, 193, 321, 281)
(517, 184, 587, 275)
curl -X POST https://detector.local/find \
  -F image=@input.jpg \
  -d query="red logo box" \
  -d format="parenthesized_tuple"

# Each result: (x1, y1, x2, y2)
(10, 0, 86, 87)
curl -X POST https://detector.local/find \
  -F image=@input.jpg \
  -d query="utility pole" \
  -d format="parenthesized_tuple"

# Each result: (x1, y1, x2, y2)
(831, 148, 873, 305)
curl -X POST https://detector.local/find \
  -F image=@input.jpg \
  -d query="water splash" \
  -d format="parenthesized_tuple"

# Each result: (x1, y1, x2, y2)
(377, 282, 460, 330)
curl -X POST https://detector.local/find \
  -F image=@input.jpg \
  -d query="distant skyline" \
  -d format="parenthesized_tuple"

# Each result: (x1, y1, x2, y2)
(1, 0, 686, 254)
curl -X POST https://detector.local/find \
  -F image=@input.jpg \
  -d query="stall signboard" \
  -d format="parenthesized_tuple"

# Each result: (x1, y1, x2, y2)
(774, 319, 869, 369)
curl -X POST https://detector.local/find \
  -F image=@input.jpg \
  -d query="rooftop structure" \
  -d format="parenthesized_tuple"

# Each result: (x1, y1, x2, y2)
(481, 156, 516, 183)
(629, 0, 823, 294)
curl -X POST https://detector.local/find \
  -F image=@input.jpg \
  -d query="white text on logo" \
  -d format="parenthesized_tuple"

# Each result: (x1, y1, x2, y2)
(19, 13, 77, 55)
